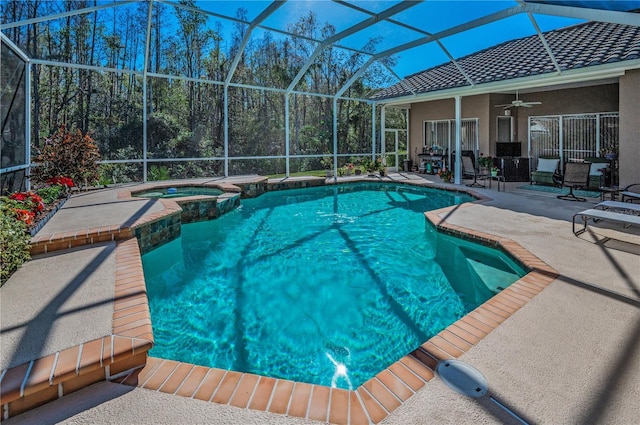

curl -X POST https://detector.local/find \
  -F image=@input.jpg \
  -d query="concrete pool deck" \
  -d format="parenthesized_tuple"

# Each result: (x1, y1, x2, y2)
(1, 173, 639, 424)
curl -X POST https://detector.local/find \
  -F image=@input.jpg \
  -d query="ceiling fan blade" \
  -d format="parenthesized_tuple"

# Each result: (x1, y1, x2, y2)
(494, 104, 513, 108)
(526, 101, 542, 105)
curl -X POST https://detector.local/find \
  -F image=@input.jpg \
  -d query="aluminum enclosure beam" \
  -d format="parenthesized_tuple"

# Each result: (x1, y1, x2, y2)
(527, 11, 562, 74)
(308, 1, 421, 176)
(142, 1, 154, 182)
(522, 2, 640, 26)
(454, 96, 462, 185)
(0, 1, 137, 30)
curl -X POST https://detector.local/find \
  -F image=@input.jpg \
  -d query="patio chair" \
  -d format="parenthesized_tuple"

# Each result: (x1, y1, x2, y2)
(461, 155, 484, 187)
(557, 162, 591, 202)
(531, 156, 561, 186)
(621, 184, 640, 203)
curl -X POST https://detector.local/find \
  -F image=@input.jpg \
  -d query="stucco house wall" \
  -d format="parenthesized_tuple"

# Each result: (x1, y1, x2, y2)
(619, 69, 640, 187)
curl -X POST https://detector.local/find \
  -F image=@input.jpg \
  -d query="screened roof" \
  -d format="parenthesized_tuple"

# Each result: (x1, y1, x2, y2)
(3, 0, 639, 100)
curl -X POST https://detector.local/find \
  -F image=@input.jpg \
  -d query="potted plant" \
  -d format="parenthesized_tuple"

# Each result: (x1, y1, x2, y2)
(477, 154, 493, 172)
(361, 157, 376, 176)
(320, 156, 333, 177)
(377, 158, 386, 177)
(345, 163, 355, 176)
(490, 166, 499, 177)
(438, 168, 453, 183)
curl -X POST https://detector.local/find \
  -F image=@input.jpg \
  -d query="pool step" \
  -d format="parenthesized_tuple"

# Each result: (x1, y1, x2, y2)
(466, 257, 520, 292)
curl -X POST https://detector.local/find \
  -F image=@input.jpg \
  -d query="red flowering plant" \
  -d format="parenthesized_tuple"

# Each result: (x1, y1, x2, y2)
(1, 196, 37, 226)
(438, 168, 453, 180)
(8, 191, 44, 215)
(46, 176, 74, 188)
(13, 209, 35, 225)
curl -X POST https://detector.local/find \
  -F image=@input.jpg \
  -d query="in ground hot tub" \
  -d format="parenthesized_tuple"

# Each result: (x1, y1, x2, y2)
(133, 186, 224, 199)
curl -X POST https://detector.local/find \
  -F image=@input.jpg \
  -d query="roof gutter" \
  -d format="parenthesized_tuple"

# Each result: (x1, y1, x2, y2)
(374, 60, 640, 107)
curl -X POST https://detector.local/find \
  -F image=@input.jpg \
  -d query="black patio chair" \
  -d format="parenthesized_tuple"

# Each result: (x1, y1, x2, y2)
(557, 162, 591, 202)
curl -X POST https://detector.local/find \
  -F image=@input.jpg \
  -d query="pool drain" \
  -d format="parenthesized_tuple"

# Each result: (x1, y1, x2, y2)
(436, 359, 528, 424)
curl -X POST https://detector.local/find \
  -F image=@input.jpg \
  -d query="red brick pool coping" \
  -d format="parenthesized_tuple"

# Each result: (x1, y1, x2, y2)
(1, 180, 558, 423)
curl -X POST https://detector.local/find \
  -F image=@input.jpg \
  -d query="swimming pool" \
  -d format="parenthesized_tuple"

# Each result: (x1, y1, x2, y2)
(142, 183, 526, 389)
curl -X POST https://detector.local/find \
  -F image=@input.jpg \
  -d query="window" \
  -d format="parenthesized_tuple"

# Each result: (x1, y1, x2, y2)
(423, 118, 479, 153)
(497, 116, 513, 143)
(528, 113, 619, 165)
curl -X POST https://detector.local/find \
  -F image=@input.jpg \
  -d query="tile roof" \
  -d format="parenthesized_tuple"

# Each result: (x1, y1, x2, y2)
(371, 20, 640, 101)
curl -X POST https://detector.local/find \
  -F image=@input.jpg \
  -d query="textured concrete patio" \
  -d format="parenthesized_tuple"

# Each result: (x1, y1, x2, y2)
(2, 173, 638, 424)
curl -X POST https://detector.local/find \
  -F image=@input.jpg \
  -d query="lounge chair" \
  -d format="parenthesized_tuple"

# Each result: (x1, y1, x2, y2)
(595, 201, 640, 214)
(621, 184, 640, 203)
(557, 162, 591, 201)
(573, 208, 640, 236)
(531, 156, 560, 186)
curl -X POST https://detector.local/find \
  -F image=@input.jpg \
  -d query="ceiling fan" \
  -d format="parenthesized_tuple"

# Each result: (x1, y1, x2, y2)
(495, 91, 542, 109)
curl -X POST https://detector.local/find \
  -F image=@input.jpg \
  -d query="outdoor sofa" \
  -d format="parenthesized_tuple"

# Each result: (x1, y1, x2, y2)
(531, 156, 560, 186)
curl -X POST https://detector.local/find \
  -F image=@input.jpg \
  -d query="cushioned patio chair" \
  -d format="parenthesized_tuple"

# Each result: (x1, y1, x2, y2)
(557, 162, 591, 202)
(531, 157, 560, 186)
(584, 157, 609, 190)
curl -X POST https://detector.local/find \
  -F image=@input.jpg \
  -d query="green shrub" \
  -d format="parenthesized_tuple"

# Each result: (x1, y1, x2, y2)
(98, 147, 141, 184)
(148, 165, 171, 181)
(36, 185, 64, 204)
(0, 203, 31, 285)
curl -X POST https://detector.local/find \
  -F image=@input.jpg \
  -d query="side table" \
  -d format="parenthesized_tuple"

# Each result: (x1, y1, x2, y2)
(488, 174, 506, 192)
(599, 186, 620, 201)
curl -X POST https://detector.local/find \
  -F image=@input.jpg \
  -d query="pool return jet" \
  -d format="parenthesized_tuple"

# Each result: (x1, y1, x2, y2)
(436, 359, 529, 425)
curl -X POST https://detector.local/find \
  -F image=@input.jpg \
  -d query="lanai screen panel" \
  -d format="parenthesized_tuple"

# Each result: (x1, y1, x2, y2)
(1, 40, 27, 171)
(228, 87, 286, 157)
(288, 93, 334, 157)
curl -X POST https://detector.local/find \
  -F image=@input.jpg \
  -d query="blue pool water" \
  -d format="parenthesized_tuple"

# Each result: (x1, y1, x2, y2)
(142, 183, 526, 389)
